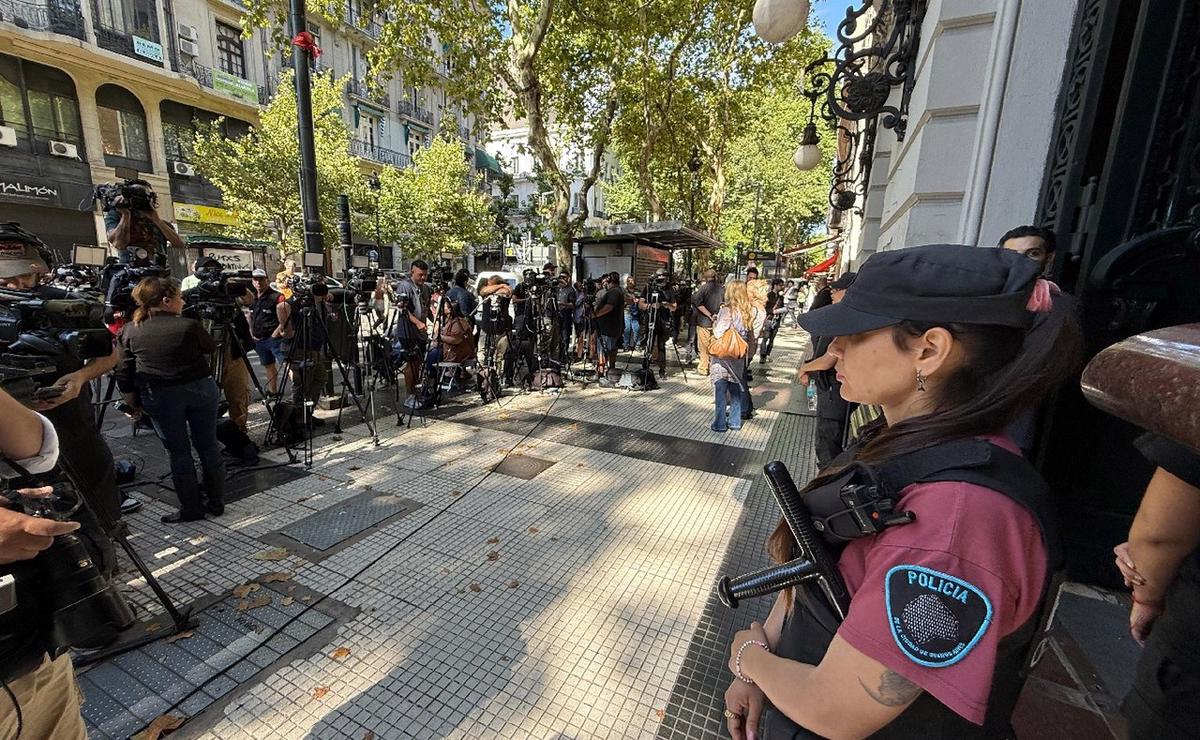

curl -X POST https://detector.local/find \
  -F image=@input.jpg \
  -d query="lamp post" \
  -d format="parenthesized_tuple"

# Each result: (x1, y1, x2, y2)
(367, 171, 382, 254)
(686, 145, 702, 279)
(290, 0, 324, 273)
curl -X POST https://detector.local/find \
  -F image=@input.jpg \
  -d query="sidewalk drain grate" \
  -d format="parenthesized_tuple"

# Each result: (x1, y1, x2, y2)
(492, 454, 556, 480)
(262, 488, 423, 559)
(78, 580, 354, 740)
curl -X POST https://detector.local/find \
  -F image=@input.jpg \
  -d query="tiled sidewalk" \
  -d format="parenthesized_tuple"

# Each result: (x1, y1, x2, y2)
(79, 326, 815, 739)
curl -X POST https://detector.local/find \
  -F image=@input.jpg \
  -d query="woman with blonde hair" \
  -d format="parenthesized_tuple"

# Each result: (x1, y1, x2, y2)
(709, 280, 754, 432)
(743, 279, 770, 419)
(115, 277, 225, 523)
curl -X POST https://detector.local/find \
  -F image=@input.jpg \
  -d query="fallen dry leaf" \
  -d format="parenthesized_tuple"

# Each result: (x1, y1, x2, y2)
(144, 622, 163, 633)
(575, 463, 585, 468)
(300, 595, 312, 602)
(329, 647, 351, 660)
(528, 527, 540, 534)
(232, 582, 261, 599)
(348, 465, 360, 471)
(440, 567, 450, 575)
(363, 733, 375, 740)
(296, 495, 313, 503)
(282, 596, 295, 607)
(550, 537, 559, 542)
(508, 580, 520, 589)
(450, 490, 462, 497)
(655, 708, 666, 720)
(468, 583, 482, 592)
(486, 537, 500, 544)
(237, 595, 272, 612)
(312, 686, 330, 700)
(259, 572, 291, 583)
(132, 713, 186, 740)
(486, 551, 500, 562)
(165, 630, 194, 644)
(253, 547, 289, 561)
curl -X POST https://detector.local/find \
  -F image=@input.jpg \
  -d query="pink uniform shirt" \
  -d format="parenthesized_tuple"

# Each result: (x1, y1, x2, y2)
(834, 437, 1048, 725)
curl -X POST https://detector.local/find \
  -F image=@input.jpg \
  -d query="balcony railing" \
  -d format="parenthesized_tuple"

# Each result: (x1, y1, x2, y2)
(346, 78, 389, 108)
(345, 8, 380, 39)
(0, 0, 85, 39)
(397, 100, 433, 126)
(182, 62, 271, 105)
(350, 139, 410, 168)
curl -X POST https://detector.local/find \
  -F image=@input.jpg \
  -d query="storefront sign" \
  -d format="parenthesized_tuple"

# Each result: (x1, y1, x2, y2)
(202, 248, 255, 272)
(0, 180, 59, 204)
(133, 36, 164, 63)
(175, 202, 239, 226)
(212, 69, 258, 105)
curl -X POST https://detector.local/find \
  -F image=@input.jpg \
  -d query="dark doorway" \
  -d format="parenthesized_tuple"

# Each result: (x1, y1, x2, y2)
(1036, 0, 1200, 585)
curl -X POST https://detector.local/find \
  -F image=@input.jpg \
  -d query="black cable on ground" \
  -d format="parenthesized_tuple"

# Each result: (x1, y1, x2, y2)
(156, 389, 564, 726)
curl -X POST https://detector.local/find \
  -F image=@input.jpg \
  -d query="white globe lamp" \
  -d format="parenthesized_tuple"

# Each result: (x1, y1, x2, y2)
(753, 0, 812, 44)
(793, 122, 822, 171)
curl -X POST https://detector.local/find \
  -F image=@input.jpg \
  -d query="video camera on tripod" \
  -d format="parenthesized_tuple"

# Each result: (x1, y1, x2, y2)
(346, 267, 381, 308)
(98, 260, 172, 318)
(0, 287, 113, 402)
(183, 265, 253, 324)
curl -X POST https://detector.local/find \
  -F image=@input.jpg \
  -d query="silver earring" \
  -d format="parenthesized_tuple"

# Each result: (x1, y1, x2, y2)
(916, 370, 927, 392)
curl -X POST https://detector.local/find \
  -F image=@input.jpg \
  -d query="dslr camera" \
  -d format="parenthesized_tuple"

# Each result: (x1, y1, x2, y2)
(94, 180, 156, 213)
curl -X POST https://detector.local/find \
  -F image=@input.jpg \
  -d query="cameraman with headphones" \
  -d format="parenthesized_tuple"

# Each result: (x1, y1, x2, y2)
(0, 225, 134, 576)
(0, 387, 87, 739)
(103, 180, 184, 266)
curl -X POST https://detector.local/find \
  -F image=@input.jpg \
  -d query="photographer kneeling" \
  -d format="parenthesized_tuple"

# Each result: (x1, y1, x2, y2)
(0, 388, 88, 739)
(116, 278, 225, 522)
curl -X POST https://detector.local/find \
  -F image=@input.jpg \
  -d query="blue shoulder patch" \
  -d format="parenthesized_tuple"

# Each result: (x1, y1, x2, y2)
(885, 565, 993, 668)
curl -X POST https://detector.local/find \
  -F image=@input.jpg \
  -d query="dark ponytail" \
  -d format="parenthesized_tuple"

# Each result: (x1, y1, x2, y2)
(767, 296, 1083, 565)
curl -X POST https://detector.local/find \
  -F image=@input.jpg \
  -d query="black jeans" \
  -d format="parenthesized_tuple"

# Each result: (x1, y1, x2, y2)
(760, 318, 780, 359)
(140, 378, 225, 515)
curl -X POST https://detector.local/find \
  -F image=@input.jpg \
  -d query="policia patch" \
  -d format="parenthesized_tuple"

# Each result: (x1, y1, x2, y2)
(885, 565, 993, 667)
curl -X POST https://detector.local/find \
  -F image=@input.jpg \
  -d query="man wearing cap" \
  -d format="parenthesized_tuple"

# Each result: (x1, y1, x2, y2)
(0, 224, 134, 574)
(799, 272, 856, 467)
(692, 269, 724, 376)
(249, 269, 286, 396)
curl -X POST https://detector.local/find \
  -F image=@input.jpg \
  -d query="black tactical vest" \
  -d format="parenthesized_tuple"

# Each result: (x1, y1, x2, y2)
(250, 288, 282, 338)
(762, 439, 1063, 739)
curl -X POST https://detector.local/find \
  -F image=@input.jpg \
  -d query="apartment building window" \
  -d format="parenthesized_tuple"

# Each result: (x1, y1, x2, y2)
(96, 84, 149, 165)
(216, 22, 246, 79)
(93, 0, 159, 39)
(0, 58, 27, 140)
(357, 111, 378, 147)
(18, 59, 82, 146)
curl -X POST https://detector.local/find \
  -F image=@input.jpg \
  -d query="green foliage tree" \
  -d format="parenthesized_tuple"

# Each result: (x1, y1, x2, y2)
(374, 135, 493, 259)
(192, 70, 367, 261)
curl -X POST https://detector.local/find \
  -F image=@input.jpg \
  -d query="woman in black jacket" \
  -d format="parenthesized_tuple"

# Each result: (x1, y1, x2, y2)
(116, 277, 225, 522)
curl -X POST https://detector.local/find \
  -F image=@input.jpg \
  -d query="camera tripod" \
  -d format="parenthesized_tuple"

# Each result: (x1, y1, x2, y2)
(333, 296, 398, 445)
(400, 289, 450, 428)
(265, 295, 374, 468)
(54, 453, 198, 665)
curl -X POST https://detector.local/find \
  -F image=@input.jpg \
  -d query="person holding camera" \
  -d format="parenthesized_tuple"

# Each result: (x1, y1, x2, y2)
(390, 260, 432, 396)
(0, 226, 134, 574)
(638, 268, 678, 379)
(592, 272, 625, 384)
(277, 279, 335, 426)
(249, 269, 286, 396)
(505, 270, 541, 387)
(478, 275, 513, 381)
(0, 387, 89, 740)
(573, 279, 596, 364)
(116, 277, 225, 522)
(103, 180, 184, 266)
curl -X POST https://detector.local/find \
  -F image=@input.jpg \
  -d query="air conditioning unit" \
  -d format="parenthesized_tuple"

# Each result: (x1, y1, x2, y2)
(49, 141, 79, 159)
(172, 161, 195, 177)
(0, 126, 17, 148)
(178, 38, 200, 57)
(178, 23, 198, 41)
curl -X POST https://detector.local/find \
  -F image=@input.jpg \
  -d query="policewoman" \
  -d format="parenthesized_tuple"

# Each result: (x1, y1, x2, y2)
(723, 244, 1081, 739)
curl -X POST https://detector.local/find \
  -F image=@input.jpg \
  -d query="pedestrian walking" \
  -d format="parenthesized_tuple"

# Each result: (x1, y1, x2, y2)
(708, 280, 753, 432)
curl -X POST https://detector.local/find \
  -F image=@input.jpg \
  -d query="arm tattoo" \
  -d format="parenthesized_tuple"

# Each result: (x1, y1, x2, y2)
(857, 670, 923, 707)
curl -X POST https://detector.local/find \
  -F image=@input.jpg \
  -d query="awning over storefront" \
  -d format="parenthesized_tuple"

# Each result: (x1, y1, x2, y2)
(804, 249, 840, 275)
(576, 220, 723, 252)
(781, 234, 838, 258)
(474, 148, 503, 174)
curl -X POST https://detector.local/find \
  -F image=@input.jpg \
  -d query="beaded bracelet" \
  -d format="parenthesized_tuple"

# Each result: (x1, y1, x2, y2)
(735, 639, 770, 684)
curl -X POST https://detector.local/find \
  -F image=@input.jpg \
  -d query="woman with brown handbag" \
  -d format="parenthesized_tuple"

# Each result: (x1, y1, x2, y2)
(709, 280, 753, 432)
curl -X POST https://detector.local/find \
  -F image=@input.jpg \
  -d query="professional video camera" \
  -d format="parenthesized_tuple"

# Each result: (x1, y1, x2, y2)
(2, 477, 136, 655)
(50, 263, 100, 291)
(182, 266, 253, 324)
(0, 287, 112, 400)
(346, 267, 380, 301)
(94, 180, 157, 213)
(98, 259, 172, 316)
(287, 273, 320, 298)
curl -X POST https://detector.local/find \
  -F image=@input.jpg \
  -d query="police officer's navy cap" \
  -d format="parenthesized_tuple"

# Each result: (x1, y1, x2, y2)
(798, 244, 1041, 337)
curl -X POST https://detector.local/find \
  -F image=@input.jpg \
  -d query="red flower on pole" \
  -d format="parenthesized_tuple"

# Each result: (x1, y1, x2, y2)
(292, 31, 322, 59)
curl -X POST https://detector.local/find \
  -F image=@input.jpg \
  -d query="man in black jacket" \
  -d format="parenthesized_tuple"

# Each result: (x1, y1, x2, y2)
(249, 269, 285, 395)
